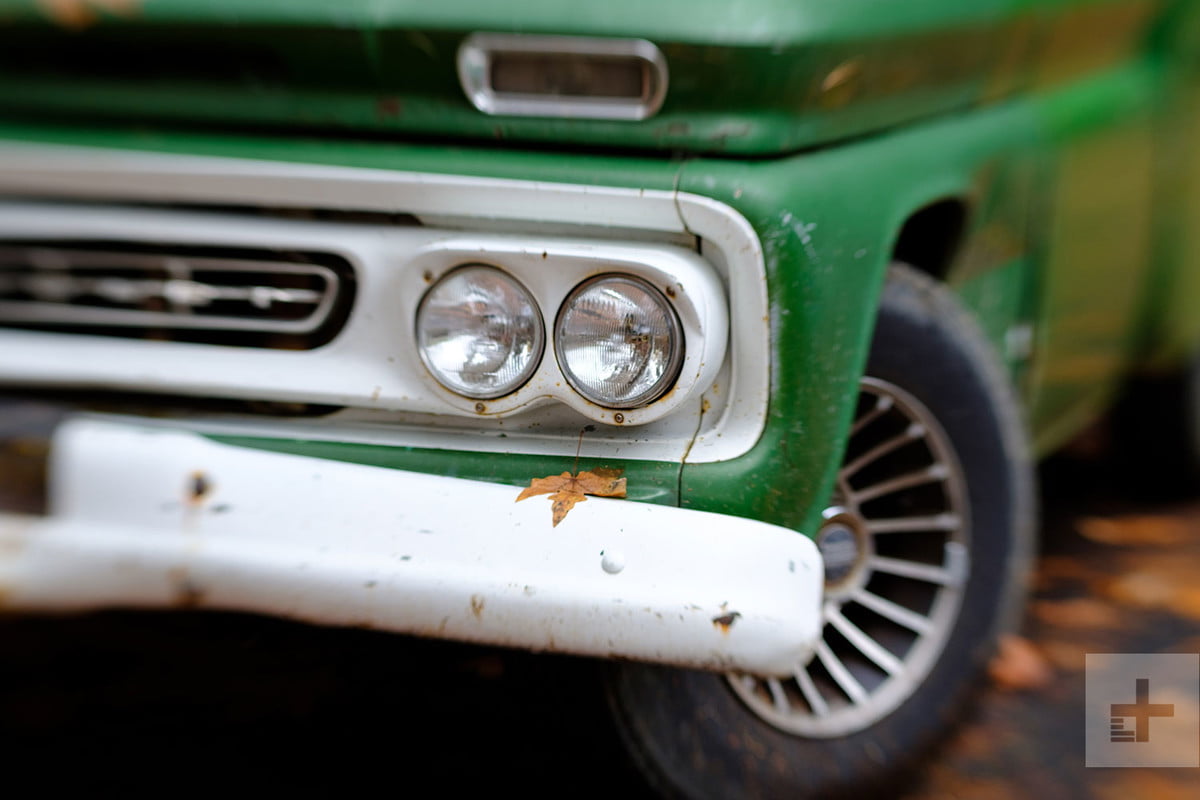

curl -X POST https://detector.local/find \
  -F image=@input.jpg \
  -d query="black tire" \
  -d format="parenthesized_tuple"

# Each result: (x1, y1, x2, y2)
(605, 264, 1036, 799)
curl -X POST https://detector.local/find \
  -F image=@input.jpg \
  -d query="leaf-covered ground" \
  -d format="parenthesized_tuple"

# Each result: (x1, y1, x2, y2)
(901, 442, 1200, 800)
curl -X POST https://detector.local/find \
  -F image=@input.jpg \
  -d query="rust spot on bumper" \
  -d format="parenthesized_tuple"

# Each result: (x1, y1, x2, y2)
(712, 611, 741, 633)
(168, 567, 206, 608)
(186, 471, 213, 506)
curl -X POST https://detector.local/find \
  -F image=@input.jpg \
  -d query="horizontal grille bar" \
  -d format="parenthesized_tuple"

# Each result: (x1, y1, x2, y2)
(0, 242, 354, 348)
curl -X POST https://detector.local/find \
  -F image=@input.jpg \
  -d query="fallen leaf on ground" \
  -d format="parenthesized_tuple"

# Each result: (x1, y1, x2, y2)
(516, 468, 626, 527)
(988, 634, 1054, 691)
(1167, 586, 1200, 622)
(918, 764, 1025, 800)
(1104, 571, 1175, 609)
(1038, 640, 1088, 672)
(1099, 552, 1200, 620)
(1033, 554, 1099, 591)
(1076, 515, 1194, 547)
(1092, 760, 1200, 800)
(1032, 598, 1123, 629)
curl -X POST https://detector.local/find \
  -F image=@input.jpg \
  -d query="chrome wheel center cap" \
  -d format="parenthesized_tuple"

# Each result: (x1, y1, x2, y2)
(816, 506, 871, 598)
(817, 522, 859, 583)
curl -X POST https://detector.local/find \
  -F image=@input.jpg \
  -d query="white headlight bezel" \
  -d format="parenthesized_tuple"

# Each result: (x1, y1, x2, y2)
(401, 236, 728, 427)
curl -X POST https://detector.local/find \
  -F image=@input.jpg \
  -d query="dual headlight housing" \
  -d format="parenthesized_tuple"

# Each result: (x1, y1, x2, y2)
(418, 267, 683, 409)
(409, 240, 726, 425)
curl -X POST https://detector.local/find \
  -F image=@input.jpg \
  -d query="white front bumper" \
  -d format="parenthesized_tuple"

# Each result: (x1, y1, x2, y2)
(0, 417, 823, 676)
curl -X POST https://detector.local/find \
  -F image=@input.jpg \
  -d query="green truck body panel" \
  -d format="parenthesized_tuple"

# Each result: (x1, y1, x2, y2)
(0, 0, 1165, 155)
(205, 435, 684, 508)
(0, 0, 1198, 540)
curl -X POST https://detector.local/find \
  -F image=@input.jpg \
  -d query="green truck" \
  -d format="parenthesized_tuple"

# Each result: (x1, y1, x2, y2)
(1, 0, 1198, 795)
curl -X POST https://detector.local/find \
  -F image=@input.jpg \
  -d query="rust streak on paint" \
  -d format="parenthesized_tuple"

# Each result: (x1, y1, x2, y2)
(470, 594, 485, 620)
(169, 568, 207, 608)
(375, 97, 403, 119)
(37, 0, 141, 30)
(186, 471, 212, 507)
(819, 58, 864, 109)
(712, 611, 741, 633)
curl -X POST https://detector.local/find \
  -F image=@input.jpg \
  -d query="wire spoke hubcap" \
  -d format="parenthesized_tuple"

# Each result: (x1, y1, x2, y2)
(729, 376, 971, 738)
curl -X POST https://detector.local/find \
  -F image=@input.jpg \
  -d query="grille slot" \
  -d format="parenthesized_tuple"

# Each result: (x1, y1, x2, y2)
(0, 242, 355, 349)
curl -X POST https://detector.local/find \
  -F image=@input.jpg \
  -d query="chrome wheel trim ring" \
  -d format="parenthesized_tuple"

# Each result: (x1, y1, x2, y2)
(728, 376, 971, 738)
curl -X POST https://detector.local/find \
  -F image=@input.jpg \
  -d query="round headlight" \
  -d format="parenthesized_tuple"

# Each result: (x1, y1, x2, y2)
(555, 274, 683, 409)
(416, 265, 544, 399)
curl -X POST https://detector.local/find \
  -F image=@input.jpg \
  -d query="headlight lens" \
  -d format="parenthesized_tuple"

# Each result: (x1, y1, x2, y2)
(416, 266, 543, 399)
(555, 274, 683, 409)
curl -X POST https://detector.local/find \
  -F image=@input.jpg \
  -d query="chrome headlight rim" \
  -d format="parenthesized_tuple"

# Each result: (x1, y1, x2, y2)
(554, 273, 685, 410)
(415, 264, 545, 400)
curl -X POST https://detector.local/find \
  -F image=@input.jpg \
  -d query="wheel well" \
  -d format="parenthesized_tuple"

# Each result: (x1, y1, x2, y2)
(892, 199, 968, 281)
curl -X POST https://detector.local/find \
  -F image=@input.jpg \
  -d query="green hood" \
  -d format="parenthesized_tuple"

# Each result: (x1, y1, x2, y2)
(0, 0, 1161, 155)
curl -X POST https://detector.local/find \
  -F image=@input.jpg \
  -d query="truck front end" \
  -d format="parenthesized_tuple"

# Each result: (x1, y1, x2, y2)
(5, 0, 1124, 795)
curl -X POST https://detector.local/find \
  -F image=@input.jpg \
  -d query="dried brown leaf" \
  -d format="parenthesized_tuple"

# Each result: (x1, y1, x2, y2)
(516, 469, 627, 527)
(1104, 571, 1175, 609)
(1033, 554, 1100, 592)
(1032, 598, 1123, 630)
(988, 634, 1054, 691)
(1093, 760, 1200, 800)
(1076, 515, 1193, 547)
(1038, 640, 1089, 672)
(1166, 586, 1200, 621)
